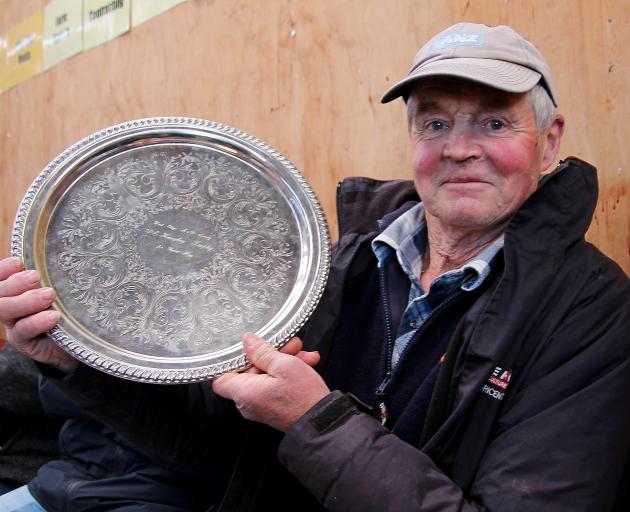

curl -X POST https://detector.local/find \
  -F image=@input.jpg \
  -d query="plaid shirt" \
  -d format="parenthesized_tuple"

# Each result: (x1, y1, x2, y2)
(372, 203, 504, 367)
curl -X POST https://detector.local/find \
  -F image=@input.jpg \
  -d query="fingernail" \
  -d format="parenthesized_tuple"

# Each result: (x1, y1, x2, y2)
(24, 269, 40, 282)
(243, 332, 258, 348)
(40, 288, 55, 301)
(10, 257, 24, 268)
(46, 310, 61, 323)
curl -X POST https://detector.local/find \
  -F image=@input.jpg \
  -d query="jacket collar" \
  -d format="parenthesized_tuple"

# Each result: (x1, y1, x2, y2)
(336, 178, 419, 237)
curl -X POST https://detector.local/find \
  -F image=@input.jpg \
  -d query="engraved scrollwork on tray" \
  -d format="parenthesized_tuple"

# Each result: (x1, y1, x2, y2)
(45, 145, 300, 358)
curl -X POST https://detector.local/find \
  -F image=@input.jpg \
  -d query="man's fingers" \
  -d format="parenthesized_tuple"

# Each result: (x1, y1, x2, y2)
(241, 334, 319, 373)
(0, 257, 24, 281)
(243, 332, 289, 376)
(212, 371, 237, 398)
(243, 334, 290, 374)
(296, 350, 320, 368)
(0, 287, 56, 327)
(243, 332, 278, 371)
(245, 337, 305, 374)
(279, 337, 303, 356)
(213, 371, 256, 401)
(213, 335, 330, 432)
(278, 337, 320, 367)
(10, 309, 61, 344)
(0, 269, 41, 298)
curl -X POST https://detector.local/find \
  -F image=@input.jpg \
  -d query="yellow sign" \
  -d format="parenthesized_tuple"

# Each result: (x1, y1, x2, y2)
(44, 0, 84, 70)
(5, 10, 44, 90)
(131, 0, 188, 28)
(0, 34, 7, 93)
(83, 0, 130, 52)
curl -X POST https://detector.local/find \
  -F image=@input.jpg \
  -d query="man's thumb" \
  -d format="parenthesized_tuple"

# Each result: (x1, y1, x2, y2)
(243, 332, 280, 373)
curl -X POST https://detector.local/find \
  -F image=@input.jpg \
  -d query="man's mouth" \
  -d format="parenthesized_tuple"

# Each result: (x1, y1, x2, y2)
(445, 177, 489, 185)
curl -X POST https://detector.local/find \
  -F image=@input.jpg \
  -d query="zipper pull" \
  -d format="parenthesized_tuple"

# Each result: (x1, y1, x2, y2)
(375, 371, 393, 426)
(377, 401, 388, 426)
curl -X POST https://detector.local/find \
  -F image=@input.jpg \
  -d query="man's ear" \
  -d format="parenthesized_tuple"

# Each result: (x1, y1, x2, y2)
(539, 114, 565, 171)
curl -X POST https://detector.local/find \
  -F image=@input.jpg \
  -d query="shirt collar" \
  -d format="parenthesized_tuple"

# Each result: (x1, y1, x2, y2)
(372, 203, 426, 284)
(372, 203, 504, 291)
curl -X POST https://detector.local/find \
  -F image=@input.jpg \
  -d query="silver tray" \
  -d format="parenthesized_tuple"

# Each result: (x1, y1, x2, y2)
(12, 117, 330, 383)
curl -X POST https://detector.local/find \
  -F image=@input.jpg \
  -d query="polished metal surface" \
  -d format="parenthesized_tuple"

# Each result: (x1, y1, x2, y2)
(12, 118, 330, 383)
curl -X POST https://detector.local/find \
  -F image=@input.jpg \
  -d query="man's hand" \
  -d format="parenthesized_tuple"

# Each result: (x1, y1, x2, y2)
(212, 332, 330, 432)
(0, 256, 78, 373)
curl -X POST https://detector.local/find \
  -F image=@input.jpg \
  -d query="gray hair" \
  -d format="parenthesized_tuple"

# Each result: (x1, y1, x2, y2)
(406, 83, 556, 134)
(528, 84, 556, 132)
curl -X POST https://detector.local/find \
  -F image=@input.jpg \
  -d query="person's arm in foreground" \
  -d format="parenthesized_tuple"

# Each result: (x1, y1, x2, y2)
(213, 333, 477, 510)
(214, 308, 630, 512)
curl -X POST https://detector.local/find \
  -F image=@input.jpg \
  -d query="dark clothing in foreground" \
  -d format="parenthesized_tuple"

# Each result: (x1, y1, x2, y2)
(28, 378, 229, 511)
(53, 158, 630, 511)
(0, 345, 61, 492)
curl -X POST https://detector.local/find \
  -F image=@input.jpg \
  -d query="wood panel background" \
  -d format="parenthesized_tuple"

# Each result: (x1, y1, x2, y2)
(1, 0, 628, 279)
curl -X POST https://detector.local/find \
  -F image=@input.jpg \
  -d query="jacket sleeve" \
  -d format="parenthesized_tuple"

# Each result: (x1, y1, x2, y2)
(279, 391, 480, 512)
(52, 364, 246, 467)
(278, 269, 630, 511)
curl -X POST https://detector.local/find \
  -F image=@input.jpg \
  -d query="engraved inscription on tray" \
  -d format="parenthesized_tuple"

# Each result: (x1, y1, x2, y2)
(45, 145, 300, 358)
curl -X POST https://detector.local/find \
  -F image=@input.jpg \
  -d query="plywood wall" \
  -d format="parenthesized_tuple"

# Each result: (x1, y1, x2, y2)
(1, 0, 628, 280)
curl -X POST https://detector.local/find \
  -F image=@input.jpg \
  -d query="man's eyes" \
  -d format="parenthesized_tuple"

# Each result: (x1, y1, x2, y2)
(487, 119, 505, 130)
(428, 120, 447, 131)
(416, 117, 508, 134)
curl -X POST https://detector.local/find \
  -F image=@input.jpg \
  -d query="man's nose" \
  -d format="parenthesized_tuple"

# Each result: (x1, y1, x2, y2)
(442, 123, 482, 162)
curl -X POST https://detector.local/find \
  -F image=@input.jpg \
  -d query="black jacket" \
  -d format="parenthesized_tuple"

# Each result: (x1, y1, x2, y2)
(28, 376, 230, 511)
(280, 157, 630, 510)
(56, 158, 630, 511)
(0, 345, 61, 490)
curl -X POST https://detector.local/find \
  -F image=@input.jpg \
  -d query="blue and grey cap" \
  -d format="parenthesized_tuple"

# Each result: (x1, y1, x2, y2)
(381, 22, 558, 106)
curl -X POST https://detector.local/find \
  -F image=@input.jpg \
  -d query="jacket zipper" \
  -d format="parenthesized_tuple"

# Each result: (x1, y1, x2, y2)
(375, 265, 395, 425)
(375, 370, 393, 425)
(375, 263, 465, 427)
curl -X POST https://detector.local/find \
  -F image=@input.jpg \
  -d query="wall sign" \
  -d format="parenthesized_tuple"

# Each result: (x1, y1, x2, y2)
(43, 0, 84, 70)
(1, 0, 189, 95)
(5, 11, 43, 89)
(83, 0, 130, 52)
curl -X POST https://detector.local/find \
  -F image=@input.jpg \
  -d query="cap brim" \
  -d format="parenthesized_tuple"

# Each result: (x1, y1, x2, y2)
(380, 58, 542, 103)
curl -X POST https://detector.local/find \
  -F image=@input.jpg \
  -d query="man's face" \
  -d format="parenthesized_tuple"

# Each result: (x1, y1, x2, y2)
(408, 78, 560, 232)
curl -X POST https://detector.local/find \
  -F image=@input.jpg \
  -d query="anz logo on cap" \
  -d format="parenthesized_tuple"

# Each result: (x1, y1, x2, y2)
(431, 32, 485, 50)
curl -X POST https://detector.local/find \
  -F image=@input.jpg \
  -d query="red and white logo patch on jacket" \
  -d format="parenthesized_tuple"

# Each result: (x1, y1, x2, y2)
(481, 366, 513, 401)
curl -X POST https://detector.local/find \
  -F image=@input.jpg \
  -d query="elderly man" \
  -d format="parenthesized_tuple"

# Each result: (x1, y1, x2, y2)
(1, 23, 629, 511)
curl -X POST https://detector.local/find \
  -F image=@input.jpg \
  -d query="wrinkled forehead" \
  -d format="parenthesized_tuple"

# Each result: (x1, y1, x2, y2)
(408, 76, 529, 111)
